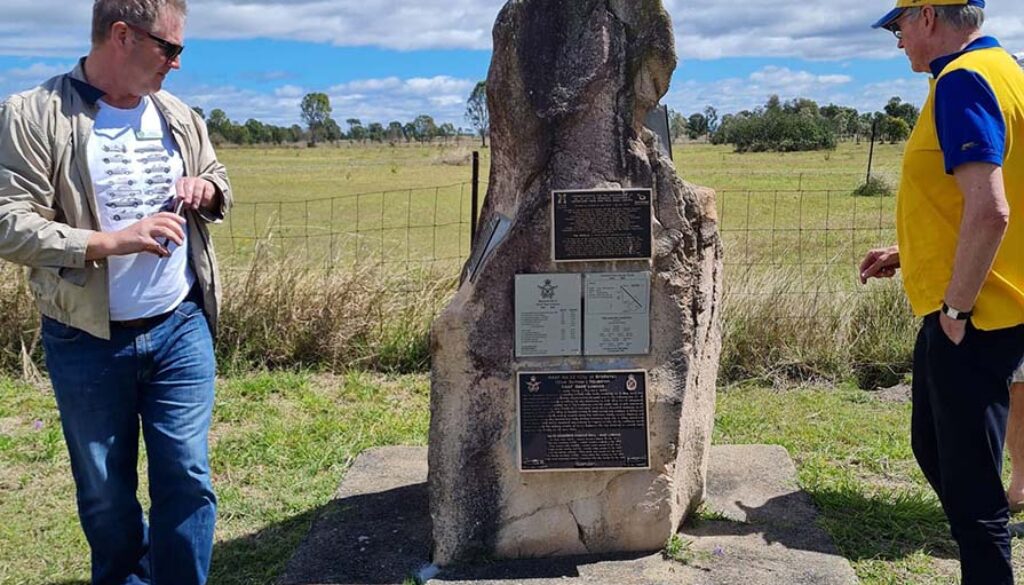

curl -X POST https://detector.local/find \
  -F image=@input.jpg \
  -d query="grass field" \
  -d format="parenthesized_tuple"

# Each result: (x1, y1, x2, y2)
(212, 141, 905, 281)
(5, 372, 1024, 584)
(0, 140, 963, 584)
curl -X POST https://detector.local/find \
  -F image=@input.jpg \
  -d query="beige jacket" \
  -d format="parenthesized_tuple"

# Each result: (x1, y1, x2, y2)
(0, 61, 231, 339)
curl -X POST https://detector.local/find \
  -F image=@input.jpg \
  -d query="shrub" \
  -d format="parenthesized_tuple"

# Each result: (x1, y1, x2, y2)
(853, 175, 895, 197)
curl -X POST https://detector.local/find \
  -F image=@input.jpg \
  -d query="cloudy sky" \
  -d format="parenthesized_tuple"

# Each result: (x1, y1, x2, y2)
(0, 0, 1021, 127)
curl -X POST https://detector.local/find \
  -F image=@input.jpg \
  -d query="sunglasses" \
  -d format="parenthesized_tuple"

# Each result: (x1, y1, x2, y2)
(125, 23, 184, 61)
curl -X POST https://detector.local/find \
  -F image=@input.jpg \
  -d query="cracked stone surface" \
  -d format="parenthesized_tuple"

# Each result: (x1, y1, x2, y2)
(428, 0, 722, 566)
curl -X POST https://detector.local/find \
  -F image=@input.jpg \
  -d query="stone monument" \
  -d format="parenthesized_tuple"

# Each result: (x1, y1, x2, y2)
(428, 0, 722, 566)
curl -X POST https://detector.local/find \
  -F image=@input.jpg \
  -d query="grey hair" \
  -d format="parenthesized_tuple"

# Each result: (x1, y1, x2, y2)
(902, 5, 984, 31)
(92, 0, 188, 45)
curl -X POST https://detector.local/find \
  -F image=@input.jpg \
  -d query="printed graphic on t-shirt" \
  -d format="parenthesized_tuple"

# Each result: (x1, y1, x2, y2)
(86, 96, 195, 321)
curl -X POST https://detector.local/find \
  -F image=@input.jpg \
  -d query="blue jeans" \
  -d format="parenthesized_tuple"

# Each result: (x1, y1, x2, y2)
(41, 296, 217, 585)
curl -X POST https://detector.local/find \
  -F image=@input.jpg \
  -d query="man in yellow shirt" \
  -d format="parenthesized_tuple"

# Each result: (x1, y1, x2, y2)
(860, 1, 1024, 583)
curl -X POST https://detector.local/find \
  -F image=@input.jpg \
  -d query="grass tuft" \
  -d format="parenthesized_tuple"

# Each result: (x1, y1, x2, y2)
(720, 267, 915, 387)
(853, 176, 895, 197)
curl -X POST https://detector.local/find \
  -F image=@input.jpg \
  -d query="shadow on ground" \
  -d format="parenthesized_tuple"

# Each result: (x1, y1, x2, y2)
(808, 484, 958, 562)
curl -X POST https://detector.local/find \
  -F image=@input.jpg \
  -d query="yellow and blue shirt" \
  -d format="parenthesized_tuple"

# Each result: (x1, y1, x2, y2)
(897, 36, 1024, 330)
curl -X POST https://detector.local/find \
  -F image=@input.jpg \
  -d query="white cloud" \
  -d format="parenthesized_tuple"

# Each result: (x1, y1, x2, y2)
(274, 84, 305, 98)
(7, 62, 72, 79)
(0, 1, 1019, 60)
(664, 65, 927, 116)
(175, 74, 479, 127)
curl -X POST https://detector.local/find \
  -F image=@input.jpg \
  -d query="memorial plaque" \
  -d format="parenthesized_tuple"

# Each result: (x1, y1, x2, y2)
(584, 271, 651, 356)
(517, 371, 650, 472)
(515, 274, 582, 357)
(552, 189, 653, 262)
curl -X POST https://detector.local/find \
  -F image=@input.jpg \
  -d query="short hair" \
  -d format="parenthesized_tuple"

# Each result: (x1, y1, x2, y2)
(903, 5, 984, 31)
(91, 0, 188, 46)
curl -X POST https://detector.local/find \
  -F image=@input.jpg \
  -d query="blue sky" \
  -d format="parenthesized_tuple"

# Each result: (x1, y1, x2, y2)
(1, 0, 1021, 128)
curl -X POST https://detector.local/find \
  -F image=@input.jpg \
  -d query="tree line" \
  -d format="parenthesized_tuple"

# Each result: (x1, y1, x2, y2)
(193, 82, 490, 148)
(669, 96, 920, 153)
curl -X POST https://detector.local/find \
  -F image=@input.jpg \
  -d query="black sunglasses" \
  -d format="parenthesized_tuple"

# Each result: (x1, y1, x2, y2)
(125, 23, 184, 61)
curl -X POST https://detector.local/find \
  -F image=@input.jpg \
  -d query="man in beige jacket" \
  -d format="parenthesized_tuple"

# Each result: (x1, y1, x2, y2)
(0, 1, 230, 583)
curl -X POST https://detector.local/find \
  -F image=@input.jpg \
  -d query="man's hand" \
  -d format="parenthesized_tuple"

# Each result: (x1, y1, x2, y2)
(86, 212, 186, 260)
(939, 312, 967, 345)
(859, 245, 901, 284)
(175, 177, 219, 212)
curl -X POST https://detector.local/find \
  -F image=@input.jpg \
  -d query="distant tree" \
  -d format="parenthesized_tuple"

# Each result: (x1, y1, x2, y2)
(884, 96, 919, 129)
(367, 122, 385, 142)
(207, 108, 229, 136)
(668, 109, 687, 142)
(438, 122, 456, 144)
(713, 95, 836, 153)
(820, 104, 859, 141)
(881, 116, 911, 143)
(465, 81, 489, 148)
(387, 121, 405, 143)
(413, 114, 437, 142)
(687, 113, 708, 140)
(346, 118, 366, 142)
(323, 118, 344, 142)
(300, 92, 332, 144)
(233, 125, 252, 145)
(703, 106, 719, 140)
(244, 118, 268, 144)
(403, 122, 418, 142)
(191, 106, 205, 120)
(289, 124, 305, 143)
(270, 126, 288, 145)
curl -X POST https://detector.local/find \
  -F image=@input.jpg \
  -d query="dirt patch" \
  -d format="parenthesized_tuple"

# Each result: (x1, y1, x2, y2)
(872, 383, 911, 403)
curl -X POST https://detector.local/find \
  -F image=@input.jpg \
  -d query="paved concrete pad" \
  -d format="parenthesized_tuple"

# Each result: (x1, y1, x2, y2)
(278, 445, 858, 585)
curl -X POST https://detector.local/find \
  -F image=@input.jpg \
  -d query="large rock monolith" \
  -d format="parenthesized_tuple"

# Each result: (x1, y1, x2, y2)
(428, 0, 722, 566)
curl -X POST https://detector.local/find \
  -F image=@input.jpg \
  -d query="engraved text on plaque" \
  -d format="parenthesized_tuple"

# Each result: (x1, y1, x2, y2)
(518, 371, 650, 471)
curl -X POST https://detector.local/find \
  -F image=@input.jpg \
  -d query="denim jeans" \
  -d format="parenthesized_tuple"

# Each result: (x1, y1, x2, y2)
(41, 295, 217, 585)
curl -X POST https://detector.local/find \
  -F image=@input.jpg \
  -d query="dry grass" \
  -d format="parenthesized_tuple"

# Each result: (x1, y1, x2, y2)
(216, 241, 456, 373)
(720, 267, 916, 387)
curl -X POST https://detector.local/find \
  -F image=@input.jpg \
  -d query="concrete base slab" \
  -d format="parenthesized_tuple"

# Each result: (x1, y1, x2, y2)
(277, 445, 858, 585)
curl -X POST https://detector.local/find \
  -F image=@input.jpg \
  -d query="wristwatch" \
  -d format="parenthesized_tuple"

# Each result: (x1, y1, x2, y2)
(941, 302, 972, 321)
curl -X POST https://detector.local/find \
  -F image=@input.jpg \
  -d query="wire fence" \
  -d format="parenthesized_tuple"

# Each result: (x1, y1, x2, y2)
(213, 183, 898, 300)
(214, 181, 477, 277)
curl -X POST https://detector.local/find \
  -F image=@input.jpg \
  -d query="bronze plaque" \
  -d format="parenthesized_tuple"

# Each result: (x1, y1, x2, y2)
(517, 371, 650, 472)
(551, 189, 653, 262)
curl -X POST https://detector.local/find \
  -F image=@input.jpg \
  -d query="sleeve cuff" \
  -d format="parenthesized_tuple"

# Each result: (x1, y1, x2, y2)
(198, 174, 228, 223)
(61, 227, 92, 269)
(945, 150, 1003, 174)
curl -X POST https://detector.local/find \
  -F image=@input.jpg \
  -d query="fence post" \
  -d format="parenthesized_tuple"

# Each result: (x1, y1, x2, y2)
(471, 151, 480, 244)
(866, 119, 878, 184)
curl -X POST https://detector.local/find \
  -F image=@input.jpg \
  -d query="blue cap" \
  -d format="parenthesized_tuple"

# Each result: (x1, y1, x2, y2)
(872, 0, 986, 30)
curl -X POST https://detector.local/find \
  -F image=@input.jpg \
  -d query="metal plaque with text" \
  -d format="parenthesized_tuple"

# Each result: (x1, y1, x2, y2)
(551, 189, 653, 262)
(584, 272, 651, 356)
(515, 274, 582, 358)
(518, 371, 650, 472)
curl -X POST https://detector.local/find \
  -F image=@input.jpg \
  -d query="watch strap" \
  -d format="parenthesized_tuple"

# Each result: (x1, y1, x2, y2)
(941, 302, 972, 321)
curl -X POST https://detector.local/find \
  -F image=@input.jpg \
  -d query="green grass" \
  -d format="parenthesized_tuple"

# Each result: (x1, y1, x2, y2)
(212, 141, 901, 278)
(6, 371, 1024, 583)
(717, 384, 1024, 583)
(0, 371, 429, 585)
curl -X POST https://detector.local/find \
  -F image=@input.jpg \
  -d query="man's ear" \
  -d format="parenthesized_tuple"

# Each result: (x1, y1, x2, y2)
(921, 5, 937, 32)
(109, 21, 131, 52)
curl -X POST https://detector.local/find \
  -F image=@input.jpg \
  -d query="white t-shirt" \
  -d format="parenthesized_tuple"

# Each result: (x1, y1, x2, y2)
(87, 96, 195, 321)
